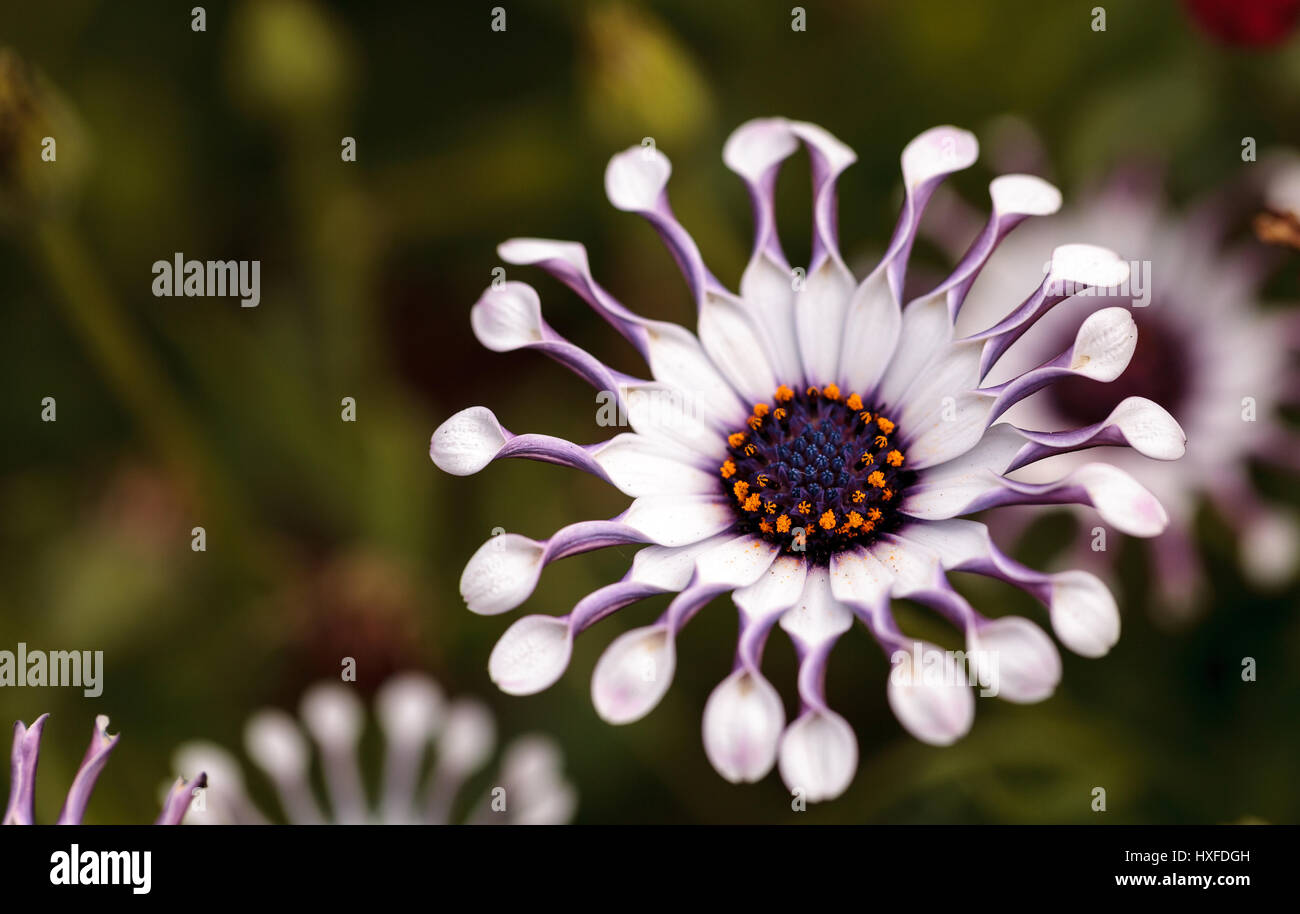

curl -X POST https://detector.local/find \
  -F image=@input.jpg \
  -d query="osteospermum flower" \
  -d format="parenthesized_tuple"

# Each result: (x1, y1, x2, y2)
(951, 166, 1300, 612)
(4, 713, 202, 825)
(430, 119, 1183, 801)
(173, 673, 576, 824)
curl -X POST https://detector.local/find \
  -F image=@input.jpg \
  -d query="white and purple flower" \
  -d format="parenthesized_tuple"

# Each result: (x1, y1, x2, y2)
(949, 160, 1300, 614)
(173, 673, 576, 825)
(430, 119, 1185, 801)
(4, 713, 202, 825)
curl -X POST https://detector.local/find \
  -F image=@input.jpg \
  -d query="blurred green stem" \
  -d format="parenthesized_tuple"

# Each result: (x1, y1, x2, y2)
(31, 216, 275, 575)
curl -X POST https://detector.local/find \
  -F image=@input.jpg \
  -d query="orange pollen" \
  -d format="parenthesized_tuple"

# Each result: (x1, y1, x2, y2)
(773, 407, 787, 421)
(846, 394, 863, 411)
(776, 515, 791, 533)
(819, 510, 837, 530)
(805, 386, 820, 398)
(886, 449, 904, 467)
(728, 432, 747, 448)
(860, 452, 874, 465)
(744, 444, 757, 456)
(759, 519, 774, 534)
(756, 474, 769, 487)
(797, 500, 811, 514)
(748, 415, 764, 430)
(867, 508, 882, 521)
(753, 403, 770, 417)
(765, 501, 777, 514)
(774, 385, 795, 402)
(874, 435, 889, 448)
(852, 490, 866, 503)
(848, 511, 864, 528)
(882, 488, 894, 501)
(876, 417, 895, 434)
(867, 470, 886, 488)
(733, 480, 750, 500)
(823, 383, 841, 401)
(743, 494, 762, 512)
(720, 460, 736, 479)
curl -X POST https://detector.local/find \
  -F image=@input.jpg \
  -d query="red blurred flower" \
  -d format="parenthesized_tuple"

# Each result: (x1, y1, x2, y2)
(1184, 0, 1300, 47)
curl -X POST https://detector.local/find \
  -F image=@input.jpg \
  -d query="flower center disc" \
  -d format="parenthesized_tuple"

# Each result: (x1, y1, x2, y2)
(718, 384, 915, 564)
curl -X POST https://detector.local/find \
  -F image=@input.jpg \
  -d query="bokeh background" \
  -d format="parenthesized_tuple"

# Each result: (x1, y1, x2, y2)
(2, 0, 1298, 824)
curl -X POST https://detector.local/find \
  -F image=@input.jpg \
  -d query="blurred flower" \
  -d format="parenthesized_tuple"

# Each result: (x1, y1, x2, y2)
(430, 119, 1181, 801)
(0, 47, 90, 224)
(173, 673, 576, 824)
(1183, 0, 1300, 47)
(4, 714, 202, 825)
(952, 164, 1300, 615)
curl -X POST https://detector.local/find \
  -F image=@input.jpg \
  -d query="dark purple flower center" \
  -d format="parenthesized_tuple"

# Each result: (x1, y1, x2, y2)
(718, 384, 915, 565)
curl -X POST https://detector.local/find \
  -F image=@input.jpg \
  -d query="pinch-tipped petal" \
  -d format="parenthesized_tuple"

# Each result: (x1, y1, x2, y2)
(702, 669, 784, 783)
(1049, 571, 1121, 658)
(1069, 307, 1137, 382)
(605, 145, 671, 211)
(470, 281, 545, 352)
(430, 406, 508, 476)
(887, 642, 975, 746)
(969, 616, 1062, 704)
(591, 624, 676, 724)
(489, 614, 574, 696)
(1107, 397, 1187, 460)
(1072, 463, 1169, 537)
(460, 533, 545, 615)
(438, 699, 496, 777)
(776, 711, 857, 803)
(376, 673, 445, 748)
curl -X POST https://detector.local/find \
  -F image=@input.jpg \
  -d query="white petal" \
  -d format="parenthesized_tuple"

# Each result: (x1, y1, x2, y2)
(591, 624, 675, 724)
(989, 174, 1061, 217)
(470, 282, 545, 352)
(628, 535, 732, 590)
(375, 673, 445, 748)
(901, 126, 978, 189)
(698, 290, 779, 402)
(622, 494, 735, 547)
(1240, 509, 1300, 586)
(1046, 243, 1130, 293)
(702, 669, 785, 783)
(1071, 463, 1168, 537)
(605, 145, 671, 211)
(902, 424, 1033, 519)
(438, 699, 496, 776)
(1049, 571, 1120, 658)
(499, 735, 565, 789)
(692, 535, 780, 588)
(174, 741, 247, 795)
(300, 683, 364, 751)
(1107, 397, 1186, 461)
(886, 641, 975, 745)
(969, 617, 1061, 704)
(460, 534, 545, 615)
(779, 566, 853, 646)
(777, 711, 858, 803)
(489, 615, 574, 696)
(739, 253, 804, 383)
(641, 321, 747, 427)
(794, 258, 855, 384)
(245, 710, 311, 782)
(732, 555, 809, 622)
(837, 270, 901, 396)
(430, 406, 507, 476)
(876, 296, 952, 408)
(723, 118, 800, 180)
(592, 433, 716, 497)
(897, 354, 993, 470)
(1069, 307, 1137, 381)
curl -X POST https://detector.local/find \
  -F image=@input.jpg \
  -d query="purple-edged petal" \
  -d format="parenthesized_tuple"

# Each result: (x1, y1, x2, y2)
(156, 773, 207, 826)
(460, 519, 656, 616)
(3, 714, 48, 826)
(982, 307, 1139, 423)
(56, 713, 121, 824)
(1005, 396, 1186, 471)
